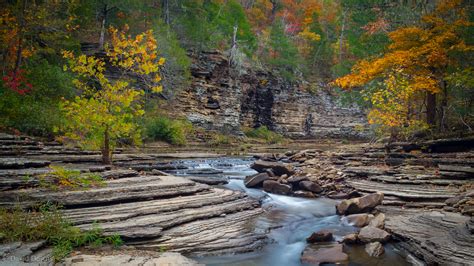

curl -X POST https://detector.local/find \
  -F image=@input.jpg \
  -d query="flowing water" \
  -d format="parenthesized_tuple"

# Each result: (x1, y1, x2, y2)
(164, 157, 409, 266)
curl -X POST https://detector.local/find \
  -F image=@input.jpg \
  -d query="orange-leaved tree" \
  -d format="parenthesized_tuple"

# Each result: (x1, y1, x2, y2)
(333, 0, 473, 135)
(60, 26, 165, 164)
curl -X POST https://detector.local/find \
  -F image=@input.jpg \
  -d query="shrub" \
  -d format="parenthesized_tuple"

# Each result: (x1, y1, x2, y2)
(0, 204, 122, 262)
(209, 133, 232, 147)
(244, 126, 284, 144)
(39, 166, 105, 191)
(0, 59, 75, 137)
(144, 116, 193, 145)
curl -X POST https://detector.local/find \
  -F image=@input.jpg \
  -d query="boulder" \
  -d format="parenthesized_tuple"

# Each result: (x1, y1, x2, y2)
(344, 213, 374, 227)
(251, 160, 294, 176)
(365, 242, 384, 257)
(358, 226, 390, 243)
(262, 180, 292, 195)
(293, 190, 315, 198)
(368, 213, 385, 229)
(244, 173, 271, 188)
(341, 233, 359, 244)
(327, 190, 361, 200)
(306, 230, 333, 243)
(287, 175, 308, 183)
(300, 244, 348, 265)
(336, 192, 384, 215)
(299, 181, 323, 193)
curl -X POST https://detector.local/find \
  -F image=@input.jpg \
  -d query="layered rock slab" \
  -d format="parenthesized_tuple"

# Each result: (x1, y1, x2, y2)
(384, 208, 474, 265)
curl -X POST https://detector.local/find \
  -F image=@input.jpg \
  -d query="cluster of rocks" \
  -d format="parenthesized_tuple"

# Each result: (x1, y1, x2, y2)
(244, 150, 356, 198)
(300, 192, 389, 265)
(254, 137, 473, 265)
(0, 133, 265, 264)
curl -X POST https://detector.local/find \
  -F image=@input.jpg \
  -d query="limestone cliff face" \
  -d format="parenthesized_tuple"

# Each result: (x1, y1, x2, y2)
(169, 51, 368, 138)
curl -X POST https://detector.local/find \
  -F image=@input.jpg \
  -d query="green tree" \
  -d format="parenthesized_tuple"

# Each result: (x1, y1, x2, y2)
(267, 19, 300, 80)
(60, 27, 165, 164)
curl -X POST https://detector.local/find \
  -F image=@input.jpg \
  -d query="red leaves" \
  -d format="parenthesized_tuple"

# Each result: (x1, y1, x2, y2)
(2, 69, 32, 95)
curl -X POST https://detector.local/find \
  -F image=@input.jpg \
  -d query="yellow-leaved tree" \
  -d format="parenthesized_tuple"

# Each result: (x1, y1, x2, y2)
(333, 0, 473, 136)
(60, 26, 165, 164)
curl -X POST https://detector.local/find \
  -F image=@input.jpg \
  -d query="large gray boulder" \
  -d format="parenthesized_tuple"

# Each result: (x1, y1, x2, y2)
(365, 242, 385, 257)
(262, 180, 292, 195)
(343, 213, 374, 227)
(299, 180, 322, 193)
(336, 192, 384, 215)
(358, 226, 391, 243)
(300, 244, 348, 265)
(251, 160, 294, 176)
(306, 230, 333, 243)
(244, 172, 272, 188)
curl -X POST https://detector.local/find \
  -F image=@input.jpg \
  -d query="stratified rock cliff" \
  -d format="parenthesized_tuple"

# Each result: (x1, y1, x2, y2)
(169, 51, 368, 138)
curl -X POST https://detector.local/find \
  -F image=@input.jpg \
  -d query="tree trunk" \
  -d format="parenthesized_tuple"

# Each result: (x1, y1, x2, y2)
(99, 18, 106, 50)
(98, 4, 108, 51)
(439, 79, 448, 131)
(426, 92, 436, 126)
(102, 127, 111, 165)
(163, 0, 170, 25)
(13, 0, 27, 77)
(339, 9, 347, 64)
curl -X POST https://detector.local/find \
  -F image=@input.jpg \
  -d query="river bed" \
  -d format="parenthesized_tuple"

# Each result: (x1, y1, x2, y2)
(164, 157, 409, 266)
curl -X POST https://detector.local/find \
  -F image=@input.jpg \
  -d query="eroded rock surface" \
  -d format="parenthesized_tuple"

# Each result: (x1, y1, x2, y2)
(300, 244, 349, 265)
(384, 208, 474, 265)
(168, 51, 368, 138)
(0, 134, 266, 262)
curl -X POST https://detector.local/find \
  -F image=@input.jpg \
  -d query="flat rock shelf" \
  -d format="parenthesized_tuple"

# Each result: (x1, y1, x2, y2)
(0, 134, 266, 264)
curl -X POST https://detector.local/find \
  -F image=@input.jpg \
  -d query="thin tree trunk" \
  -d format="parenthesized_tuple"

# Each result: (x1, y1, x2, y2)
(439, 79, 448, 131)
(99, 18, 106, 50)
(339, 9, 347, 64)
(98, 4, 108, 51)
(102, 127, 111, 165)
(163, 0, 170, 25)
(13, 0, 27, 77)
(426, 92, 436, 126)
(229, 25, 238, 68)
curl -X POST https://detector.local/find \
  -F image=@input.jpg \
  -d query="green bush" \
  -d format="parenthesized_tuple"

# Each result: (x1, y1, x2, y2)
(244, 126, 284, 144)
(0, 204, 122, 262)
(144, 116, 193, 145)
(209, 133, 232, 147)
(0, 58, 75, 137)
(39, 166, 105, 191)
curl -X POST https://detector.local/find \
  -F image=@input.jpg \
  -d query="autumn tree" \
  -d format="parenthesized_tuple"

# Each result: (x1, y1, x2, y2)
(60, 27, 165, 164)
(334, 0, 473, 136)
(267, 19, 300, 80)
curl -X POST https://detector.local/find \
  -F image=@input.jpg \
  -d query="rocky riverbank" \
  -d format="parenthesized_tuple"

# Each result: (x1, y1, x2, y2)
(243, 137, 474, 265)
(0, 133, 265, 264)
(1, 132, 473, 265)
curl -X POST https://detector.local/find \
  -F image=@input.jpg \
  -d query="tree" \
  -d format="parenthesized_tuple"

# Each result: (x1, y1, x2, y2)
(60, 27, 164, 164)
(267, 19, 300, 80)
(334, 0, 473, 135)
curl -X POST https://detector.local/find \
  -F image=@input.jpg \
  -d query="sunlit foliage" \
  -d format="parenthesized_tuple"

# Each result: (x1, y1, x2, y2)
(60, 27, 164, 164)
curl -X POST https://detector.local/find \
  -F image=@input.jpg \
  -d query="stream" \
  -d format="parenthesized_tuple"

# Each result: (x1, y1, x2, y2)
(164, 157, 410, 266)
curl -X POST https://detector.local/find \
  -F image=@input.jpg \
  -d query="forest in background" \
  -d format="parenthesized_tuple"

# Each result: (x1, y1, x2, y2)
(0, 0, 473, 147)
